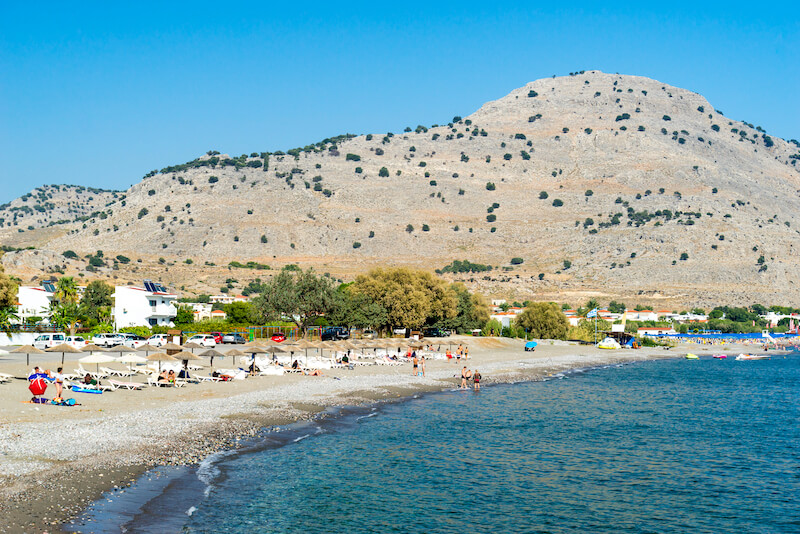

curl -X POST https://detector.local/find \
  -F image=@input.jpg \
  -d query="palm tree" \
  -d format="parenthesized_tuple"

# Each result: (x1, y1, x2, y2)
(53, 277, 80, 335)
(0, 307, 20, 330)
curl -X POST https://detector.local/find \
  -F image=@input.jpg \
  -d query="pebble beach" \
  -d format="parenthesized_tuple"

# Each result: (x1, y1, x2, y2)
(0, 336, 744, 533)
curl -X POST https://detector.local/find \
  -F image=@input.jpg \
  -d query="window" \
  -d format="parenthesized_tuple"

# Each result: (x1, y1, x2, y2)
(148, 318, 157, 326)
(149, 300, 157, 307)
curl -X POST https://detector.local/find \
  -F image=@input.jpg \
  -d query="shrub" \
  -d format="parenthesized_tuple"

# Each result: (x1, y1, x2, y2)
(375, 148, 384, 155)
(680, 252, 689, 261)
(62, 250, 78, 259)
(368, 231, 375, 238)
(355, 167, 362, 173)
(429, 180, 437, 186)
(486, 182, 496, 191)
(208, 176, 219, 184)
(711, 124, 720, 132)
(406, 224, 414, 233)
(638, 126, 645, 131)
(510, 257, 523, 265)
(116, 255, 130, 264)
(539, 191, 548, 199)
(712, 188, 718, 194)
(538, 273, 545, 280)
(520, 151, 530, 160)
(419, 161, 427, 167)
(461, 154, 469, 162)
(378, 167, 389, 177)
(137, 208, 148, 219)
(584, 128, 592, 134)
(345, 153, 361, 161)
(563, 260, 571, 269)
(514, 133, 526, 140)
(615, 113, 630, 121)
(662, 115, 671, 121)
(487, 214, 496, 222)
(552, 199, 563, 207)
(148, 189, 156, 196)
(261, 235, 268, 243)
(585, 190, 593, 197)
(422, 224, 430, 232)
(503, 153, 512, 160)
(527, 90, 538, 97)
(353, 242, 361, 249)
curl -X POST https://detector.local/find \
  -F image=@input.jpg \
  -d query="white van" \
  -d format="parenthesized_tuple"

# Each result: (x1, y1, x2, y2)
(33, 333, 67, 350)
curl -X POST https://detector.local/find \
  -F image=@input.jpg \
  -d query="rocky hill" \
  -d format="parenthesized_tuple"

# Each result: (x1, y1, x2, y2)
(2, 71, 799, 307)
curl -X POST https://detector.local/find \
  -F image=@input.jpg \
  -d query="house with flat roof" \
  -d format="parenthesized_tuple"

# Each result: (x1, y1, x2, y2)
(16, 285, 55, 323)
(112, 280, 177, 328)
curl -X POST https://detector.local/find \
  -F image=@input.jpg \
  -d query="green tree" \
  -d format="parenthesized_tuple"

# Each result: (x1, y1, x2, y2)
(53, 276, 80, 335)
(0, 306, 20, 330)
(351, 267, 457, 329)
(515, 302, 569, 340)
(224, 301, 255, 324)
(175, 305, 194, 324)
(329, 289, 388, 330)
(0, 265, 18, 310)
(252, 268, 338, 333)
(482, 318, 503, 336)
(80, 280, 114, 326)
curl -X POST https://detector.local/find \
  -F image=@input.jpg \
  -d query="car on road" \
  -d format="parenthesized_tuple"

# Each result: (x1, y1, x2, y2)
(120, 333, 148, 349)
(147, 334, 170, 347)
(33, 332, 67, 350)
(187, 334, 217, 347)
(65, 336, 88, 349)
(423, 327, 448, 338)
(270, 332, 286, 342)
(209, 332, 224, 344)
(321, 327, 349, 341)
(222, 333, 246, 344)
(93, 333, 125, 348)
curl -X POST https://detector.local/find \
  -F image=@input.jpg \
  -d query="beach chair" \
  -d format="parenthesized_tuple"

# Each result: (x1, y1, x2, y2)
(76, 366, 108, 379)
(102, 367, 133, 377)
(67, 380, 113, 392)
(0, 372, 13, 383)
(196, 375, 224, 382)
(147, 376, 174, 387)
(108, 379, 146, 390)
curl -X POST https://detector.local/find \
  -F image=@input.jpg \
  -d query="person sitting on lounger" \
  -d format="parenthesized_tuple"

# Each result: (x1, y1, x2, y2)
(83, 373, 98, 386)
(304, 369, 322, 376)
(341, 354, 349, 364)
(167, 370, 176, 383)
(158, 370, 169, 383)
(178, 368, 190, 379)
(291, 360, 300, 370)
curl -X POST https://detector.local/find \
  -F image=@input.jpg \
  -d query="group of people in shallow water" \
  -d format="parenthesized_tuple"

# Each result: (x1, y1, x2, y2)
(460, 366, 481, 390)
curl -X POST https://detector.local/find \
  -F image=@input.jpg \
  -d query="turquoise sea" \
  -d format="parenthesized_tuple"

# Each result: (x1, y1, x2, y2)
(71, 355, 800, 533)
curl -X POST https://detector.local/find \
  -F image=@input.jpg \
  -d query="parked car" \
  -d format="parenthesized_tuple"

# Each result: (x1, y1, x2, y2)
(120, 333, 147, 349)
(65, 336, 88, 349)
(187, 334, 217, 347)
(209, 332, 224, 344)
(360, 329, 378, 339)
(270, 332, 286, 342)
(321, 327, 349, 341)
(33, 332, 67, 350)
(93, 333, 125, 348)
(423, 327, 447, 338)
(147, 334, 170, 347)
(222, 333, 246, 344)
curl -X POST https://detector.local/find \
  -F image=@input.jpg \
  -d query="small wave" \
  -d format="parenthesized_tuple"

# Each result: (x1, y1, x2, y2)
(293, 433, 311, 443)
(186, 506, 197, 516)
(356, 412, 378, 422)
(197, 450, 236, 497)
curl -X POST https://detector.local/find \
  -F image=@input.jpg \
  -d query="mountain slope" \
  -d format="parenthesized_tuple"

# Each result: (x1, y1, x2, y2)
(2, 71, 799, 306)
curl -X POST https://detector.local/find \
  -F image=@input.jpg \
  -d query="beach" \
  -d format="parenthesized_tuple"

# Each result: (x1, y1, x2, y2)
(0, 337, 751, 532)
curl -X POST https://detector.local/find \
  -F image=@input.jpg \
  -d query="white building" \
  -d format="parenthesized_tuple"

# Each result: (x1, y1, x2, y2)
(112, 284, 177, 328)
(210, 294, 235, 305)
(16, 286, 55, 323)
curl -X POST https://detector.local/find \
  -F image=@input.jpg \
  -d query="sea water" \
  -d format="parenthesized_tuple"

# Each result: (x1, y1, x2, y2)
(72, 355, 800, 533)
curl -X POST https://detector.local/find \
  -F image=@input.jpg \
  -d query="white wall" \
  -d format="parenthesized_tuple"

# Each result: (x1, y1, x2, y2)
(113, 286, 177, 328)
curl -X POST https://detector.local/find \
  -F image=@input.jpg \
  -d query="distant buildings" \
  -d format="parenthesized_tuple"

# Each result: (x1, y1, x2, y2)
(16, 285, 54, 323)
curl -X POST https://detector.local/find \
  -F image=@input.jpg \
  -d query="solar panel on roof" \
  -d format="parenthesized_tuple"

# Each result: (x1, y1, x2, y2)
(43, 282, 55, 293)
(144, 280, 155, 292)
(156, 283, 167, 293)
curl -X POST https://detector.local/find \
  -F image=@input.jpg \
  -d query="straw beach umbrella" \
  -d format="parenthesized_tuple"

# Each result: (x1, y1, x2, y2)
(46, 343, 84, 365)
(160, 342, 184, 355)
(198, 348, 226, 370)
(183, 342, 204, 354)
(146, 352, 178, 373)
(225, 348, 247, 367)
(11, 345, 46, 367)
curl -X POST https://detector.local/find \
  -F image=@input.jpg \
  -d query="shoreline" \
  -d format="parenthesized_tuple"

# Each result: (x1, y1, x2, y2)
(0, 338, 749, 533)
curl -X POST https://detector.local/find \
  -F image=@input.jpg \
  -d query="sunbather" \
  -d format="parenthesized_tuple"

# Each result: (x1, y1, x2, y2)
(83, 373, 98, 386)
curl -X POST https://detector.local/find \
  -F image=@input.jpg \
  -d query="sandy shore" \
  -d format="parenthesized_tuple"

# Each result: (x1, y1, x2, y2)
(0, 336, 746, 533)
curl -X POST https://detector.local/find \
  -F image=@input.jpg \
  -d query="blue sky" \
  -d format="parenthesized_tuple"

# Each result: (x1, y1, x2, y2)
(1, 2, 797, 202)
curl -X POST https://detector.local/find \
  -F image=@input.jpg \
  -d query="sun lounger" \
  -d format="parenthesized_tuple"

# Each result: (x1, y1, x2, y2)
(196, 375, 224, 382)
(76, 366, 108, 379)
(0, 372, 13, 382)
(108, 379, 146, 390)
(102, 367, 133, 377)
(67, 380, 113, 392)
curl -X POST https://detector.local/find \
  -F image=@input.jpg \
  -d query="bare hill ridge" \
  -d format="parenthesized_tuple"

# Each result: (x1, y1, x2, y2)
(2, 71, 799, 307)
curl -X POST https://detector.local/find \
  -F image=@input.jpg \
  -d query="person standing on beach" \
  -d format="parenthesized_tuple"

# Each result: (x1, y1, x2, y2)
(464, 346, 469, 360)
(460, 366, 468, 389)
(53, 367, 65, 398)
(473, 369, 481, 390)
(412, 354, 419, 376)
(420, 355, 426, 377)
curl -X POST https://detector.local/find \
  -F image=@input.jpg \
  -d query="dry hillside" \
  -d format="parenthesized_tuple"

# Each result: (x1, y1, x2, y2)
(2, 71, 799, 307)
